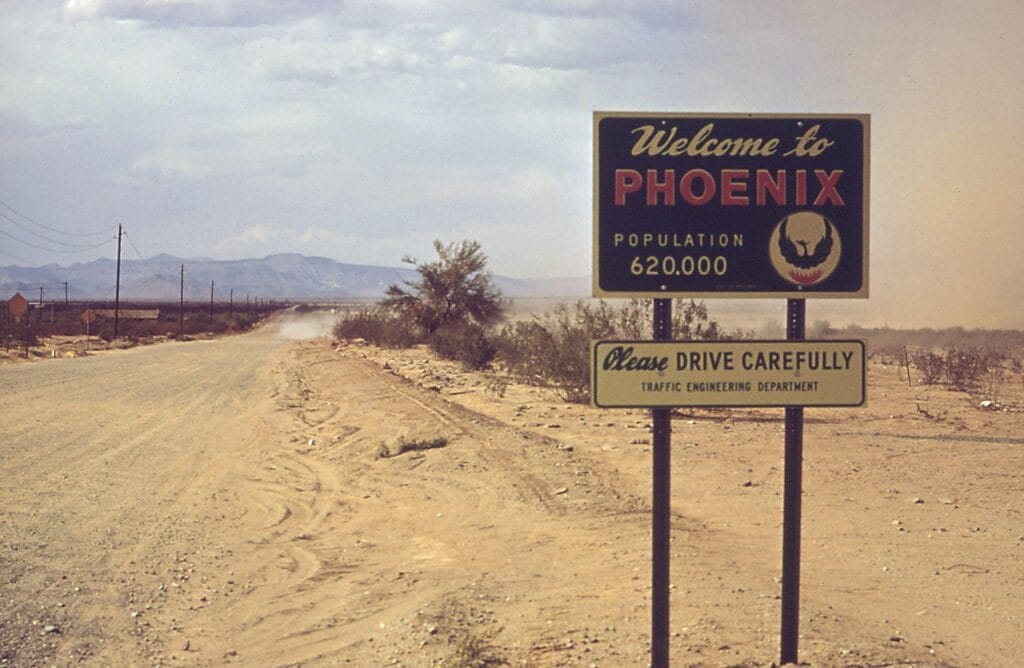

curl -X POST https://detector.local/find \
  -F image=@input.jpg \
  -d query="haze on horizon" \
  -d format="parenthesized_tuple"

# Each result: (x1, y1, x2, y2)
(1, 1, 1022, 329)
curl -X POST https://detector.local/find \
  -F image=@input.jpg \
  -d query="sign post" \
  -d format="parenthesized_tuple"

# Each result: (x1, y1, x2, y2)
(650, 298, 672, 667)
(592, 112, 869, 666)
(781, 298, 806, 664)
(81, 309, 95, 349)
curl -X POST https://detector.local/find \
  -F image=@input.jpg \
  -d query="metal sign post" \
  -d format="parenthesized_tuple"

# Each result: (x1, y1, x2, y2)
(781, 298, 805, 664)
(651, 298, 672, 667)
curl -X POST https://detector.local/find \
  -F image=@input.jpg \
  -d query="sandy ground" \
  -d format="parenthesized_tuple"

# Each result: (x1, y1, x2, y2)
(1, 311, 1021, 667)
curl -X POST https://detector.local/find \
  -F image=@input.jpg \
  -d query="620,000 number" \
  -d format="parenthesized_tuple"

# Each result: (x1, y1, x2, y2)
(630, 255, 728, 277)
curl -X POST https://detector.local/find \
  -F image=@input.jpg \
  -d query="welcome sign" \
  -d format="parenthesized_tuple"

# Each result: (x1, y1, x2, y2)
(593, 113, 869, 298)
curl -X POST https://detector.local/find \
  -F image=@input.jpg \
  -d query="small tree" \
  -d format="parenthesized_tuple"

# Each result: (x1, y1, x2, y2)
(383, 239, 504, 336)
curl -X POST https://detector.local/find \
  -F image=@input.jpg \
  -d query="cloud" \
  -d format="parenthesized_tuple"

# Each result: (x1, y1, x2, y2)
(61, 0, 340, 28)
(215, 224, 333, 252)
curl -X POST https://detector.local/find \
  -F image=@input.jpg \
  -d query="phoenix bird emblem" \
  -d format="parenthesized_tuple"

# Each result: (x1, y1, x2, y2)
(778, 217, 833, 269)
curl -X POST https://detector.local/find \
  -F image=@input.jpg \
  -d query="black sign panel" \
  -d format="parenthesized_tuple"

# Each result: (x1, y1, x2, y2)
(593, 113, 869, 298)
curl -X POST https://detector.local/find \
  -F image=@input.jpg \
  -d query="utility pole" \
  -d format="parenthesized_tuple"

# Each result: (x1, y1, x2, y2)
(114, 224, 123, 338)
(38, 286, 44, 306)
(179, 264, 185, 336)
(229, 288, 233, 324)
(209, 281, 215, 329)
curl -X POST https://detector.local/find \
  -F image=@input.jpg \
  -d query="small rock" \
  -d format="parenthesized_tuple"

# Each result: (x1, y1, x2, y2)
(910, 497, 924, 504)
(225, 649, 237, 657)
(43, 624, 60, 634)
(553, 487, 569, 495)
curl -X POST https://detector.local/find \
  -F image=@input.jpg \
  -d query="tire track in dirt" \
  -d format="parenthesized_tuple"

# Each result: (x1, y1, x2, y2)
(118, 338, 639, 666)
(227, 341, 665, 666)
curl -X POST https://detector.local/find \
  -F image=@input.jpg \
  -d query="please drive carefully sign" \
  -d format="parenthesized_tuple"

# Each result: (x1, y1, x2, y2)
(592, 340, 865, 408)
(593, 112, 869, 298)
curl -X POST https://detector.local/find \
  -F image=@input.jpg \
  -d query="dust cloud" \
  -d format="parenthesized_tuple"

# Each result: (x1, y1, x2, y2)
(275, 310, 342, 341)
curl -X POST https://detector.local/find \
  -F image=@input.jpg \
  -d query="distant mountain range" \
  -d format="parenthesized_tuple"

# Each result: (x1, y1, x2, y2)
(0, 253, 588, 302)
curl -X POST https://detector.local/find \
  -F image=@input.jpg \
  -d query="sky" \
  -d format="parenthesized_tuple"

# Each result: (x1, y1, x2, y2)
(1, 0, 1023, 328)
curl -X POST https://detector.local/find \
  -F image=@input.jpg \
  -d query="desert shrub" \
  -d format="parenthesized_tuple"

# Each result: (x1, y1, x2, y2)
(912, 351, 945, 385)
(438, 631, 507, 668)
(615, 299, 651, 338)
(383, 239, 504, 336)
(673, 299, 724, 340)
(493, 320, 556, 385)
(609, 299, 726, 341)
(332, 308, 419, 348)
(429, 323, 497, 370)
(496, 301, 618, 403)
(912, 346, 996, 391)
(943, 346, 991, 391)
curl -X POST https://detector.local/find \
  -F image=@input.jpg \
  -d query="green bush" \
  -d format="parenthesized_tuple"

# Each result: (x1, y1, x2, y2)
(383, 239, 504, 336)
(496, 301, 617, 403)
(430, 323, 497, 370)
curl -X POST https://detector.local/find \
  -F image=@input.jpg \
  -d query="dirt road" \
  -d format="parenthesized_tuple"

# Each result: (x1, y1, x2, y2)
(2, 313, 1021, 666)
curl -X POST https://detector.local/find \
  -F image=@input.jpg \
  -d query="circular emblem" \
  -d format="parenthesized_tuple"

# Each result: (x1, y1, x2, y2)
(769, 212, 841, 287)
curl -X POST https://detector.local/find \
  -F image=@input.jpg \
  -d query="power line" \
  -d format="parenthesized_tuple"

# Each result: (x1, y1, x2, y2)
(0, 211, 114, 250)
(123, 230, 148, 261)
(0, 227, 110, 254)
(0, 247, 37, 265)
(120, 257, 146, 277)
(0, 197, 115, 237)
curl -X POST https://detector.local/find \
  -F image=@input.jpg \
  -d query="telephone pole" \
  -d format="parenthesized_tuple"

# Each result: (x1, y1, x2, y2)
(179, 264, 185, 336)
(114, 224, 123, 338)
(209, 281, 215, 329)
